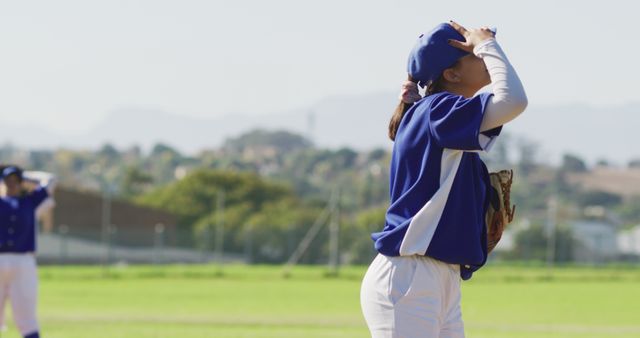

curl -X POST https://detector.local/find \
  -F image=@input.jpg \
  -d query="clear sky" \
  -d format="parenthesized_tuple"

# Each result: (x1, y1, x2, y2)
(0, 0, 637, 132)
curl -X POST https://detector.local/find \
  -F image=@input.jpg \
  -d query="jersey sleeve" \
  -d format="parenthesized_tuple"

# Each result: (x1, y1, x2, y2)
(478, 125, 503, 152)
(428, 92, 495, 151)
(27, 186, 49, 207)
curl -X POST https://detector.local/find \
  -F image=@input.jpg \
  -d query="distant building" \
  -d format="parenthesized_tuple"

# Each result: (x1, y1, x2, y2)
(570, 219, 619, 263)
(491, 230, 516, 252)
(617, 225, 640, 257)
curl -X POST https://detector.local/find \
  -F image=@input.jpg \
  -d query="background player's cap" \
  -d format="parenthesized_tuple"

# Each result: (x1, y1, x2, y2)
(1, 166, 23, 181)
(407, 22, 496, 88)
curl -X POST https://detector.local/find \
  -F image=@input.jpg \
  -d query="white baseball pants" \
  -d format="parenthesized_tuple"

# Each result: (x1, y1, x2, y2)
(0, 254, 39, 337)
(360, 253, 465, 338)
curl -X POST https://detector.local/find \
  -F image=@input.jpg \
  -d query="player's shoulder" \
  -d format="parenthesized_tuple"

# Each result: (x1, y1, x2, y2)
(427, 91, 495, 119)
(414, 92, 460, 113)
(410, 92, 460, 120)
(430, 91, 474, 107)
(430, 91, 460, 102)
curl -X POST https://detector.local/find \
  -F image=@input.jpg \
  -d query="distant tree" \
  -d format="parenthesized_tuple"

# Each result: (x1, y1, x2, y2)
(508, 223, 575, 262)
(54, 150, 92, 186)
(122, 145, 143, 162)
(0, 143, 16, 163)
(135, 169, 293, 228)
(628, 158, 640, 169)
(516, 138, 539, 176)
(147, 143, 185, 182)
(232, 199, 323, 263)
(223, 129, 312, 155)
(561, 153, 588, 172)
(367, 148, 387, 162)
(344, 206, 387, 264)
(617, 196, 640, 224)
(98, 143, 119, 160)
(121, 166, 154, 197)
(576, 190, 622, 208)
(333, 148, 358, 168)
(29, 150, 54, 171)
(150, 143, 181, 158)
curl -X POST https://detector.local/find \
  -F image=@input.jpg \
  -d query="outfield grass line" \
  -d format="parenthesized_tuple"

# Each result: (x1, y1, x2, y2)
(37, 264, 640, 283)
(24, 265, 640, 337)
(466, 323, 640, 334)
(39, 313, 366, 328)
(37, 313, 640, 334)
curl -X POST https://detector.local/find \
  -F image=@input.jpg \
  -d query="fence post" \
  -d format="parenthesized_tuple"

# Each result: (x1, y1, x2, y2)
(154, 223, 165, 264)
(201, 225, 210, 263)
(108, 224, 117, 264)
(244, 224, 253, 264)
(59, 224, 69, 264)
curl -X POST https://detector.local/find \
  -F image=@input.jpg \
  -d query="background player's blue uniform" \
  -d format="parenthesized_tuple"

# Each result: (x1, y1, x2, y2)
(0, 168, 52, 338)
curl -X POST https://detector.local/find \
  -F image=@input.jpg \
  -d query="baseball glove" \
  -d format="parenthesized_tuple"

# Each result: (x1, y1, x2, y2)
(486, 169, 516, 253)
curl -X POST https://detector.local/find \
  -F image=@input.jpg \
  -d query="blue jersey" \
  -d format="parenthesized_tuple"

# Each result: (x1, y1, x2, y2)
(0, 187, 49, 253)
(372, 91, 502, 280)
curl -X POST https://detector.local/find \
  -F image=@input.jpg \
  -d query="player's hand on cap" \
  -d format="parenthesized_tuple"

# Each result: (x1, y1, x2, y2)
(447, 20, 495, 53)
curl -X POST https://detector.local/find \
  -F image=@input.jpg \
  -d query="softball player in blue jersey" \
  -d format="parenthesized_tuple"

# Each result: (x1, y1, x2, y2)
(360, 21, 528, 337)
(0, 166, 56, 338)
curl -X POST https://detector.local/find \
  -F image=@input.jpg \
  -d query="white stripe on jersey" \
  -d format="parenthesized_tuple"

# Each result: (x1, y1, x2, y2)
(399, 149, 463, 256)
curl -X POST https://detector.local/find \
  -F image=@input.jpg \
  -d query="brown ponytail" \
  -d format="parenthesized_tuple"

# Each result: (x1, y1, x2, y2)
(388, 67, 454, 141)
(388, 75, 416, 141)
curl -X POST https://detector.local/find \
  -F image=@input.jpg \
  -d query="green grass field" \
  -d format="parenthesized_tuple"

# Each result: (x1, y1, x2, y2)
(1, 263, 639, 338)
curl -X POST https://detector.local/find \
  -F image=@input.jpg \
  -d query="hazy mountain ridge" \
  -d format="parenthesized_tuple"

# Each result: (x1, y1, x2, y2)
(1, 92, 638, 165)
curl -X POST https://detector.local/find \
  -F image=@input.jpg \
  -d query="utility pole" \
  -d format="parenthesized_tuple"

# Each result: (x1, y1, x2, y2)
(283, 191, 335, 277)
(214, 190, 225, 274)
(101, 185, 111, 269)
(546, 195, 558, 274)
(328, 188, 340, 276)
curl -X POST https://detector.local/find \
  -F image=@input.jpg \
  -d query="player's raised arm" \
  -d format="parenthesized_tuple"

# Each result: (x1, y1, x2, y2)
(448, 21, 528, 131)
(23, 170, 57, 196)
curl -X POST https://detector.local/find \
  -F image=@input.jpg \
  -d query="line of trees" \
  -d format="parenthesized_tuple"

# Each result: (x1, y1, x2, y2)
(1, 129, 639, 264)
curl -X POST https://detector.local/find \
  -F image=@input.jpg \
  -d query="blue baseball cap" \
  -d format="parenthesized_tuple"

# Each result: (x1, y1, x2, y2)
(407, 23, 496, 88)
(1, 166, 23, 180)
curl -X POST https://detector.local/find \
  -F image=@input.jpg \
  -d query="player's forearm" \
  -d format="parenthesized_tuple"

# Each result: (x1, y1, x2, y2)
(474, 38, 528, 131)
(23, 171, 57, 194)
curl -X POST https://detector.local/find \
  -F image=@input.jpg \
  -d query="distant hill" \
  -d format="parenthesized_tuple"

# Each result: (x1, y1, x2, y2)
(567, 167, 640, 198)
(0, 92, 638, 165)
